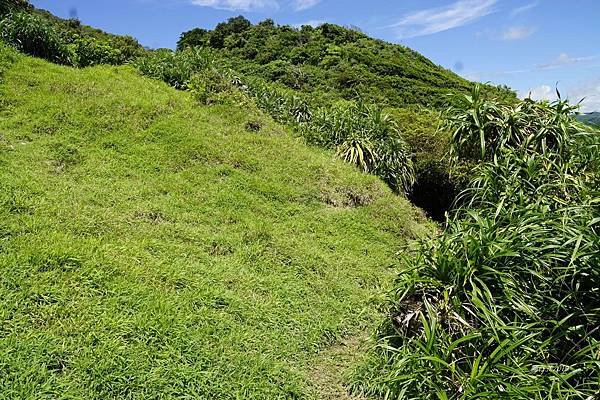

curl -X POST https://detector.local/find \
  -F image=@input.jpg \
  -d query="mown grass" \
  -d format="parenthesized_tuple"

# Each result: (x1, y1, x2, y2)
(0, 44, 428, 399)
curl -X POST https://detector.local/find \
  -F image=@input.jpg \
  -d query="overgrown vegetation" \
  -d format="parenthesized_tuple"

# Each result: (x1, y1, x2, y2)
(177, 17, 516, 110)
(352, 88, 600, 399)
(0, 3, 144, 68)
(174, 16, 501, 211)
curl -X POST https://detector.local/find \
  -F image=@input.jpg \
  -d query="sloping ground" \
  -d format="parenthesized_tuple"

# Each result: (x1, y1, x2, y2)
(0, 46, 426, 399)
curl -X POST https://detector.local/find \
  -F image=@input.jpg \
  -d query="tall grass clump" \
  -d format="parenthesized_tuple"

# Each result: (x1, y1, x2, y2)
(307, 101, 415, 194)
(352, 86, 600, 399)
(133, 47, 216, 90)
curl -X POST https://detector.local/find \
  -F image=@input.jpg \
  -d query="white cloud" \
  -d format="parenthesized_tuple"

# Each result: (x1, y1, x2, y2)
(519, 79, 600, 112)
(293, 19, 325, 28)
(293, 0, 320, 11)
(190, 0, 277, 11)
(502, 26, 535, 40)
(389, 0, 497, 39)
(519, 85, 556, 101)
(536, 53, 598, 70)
(569, 78, 600, 112)
(510, 1, 538, 17)
(189, 0, 320, 11)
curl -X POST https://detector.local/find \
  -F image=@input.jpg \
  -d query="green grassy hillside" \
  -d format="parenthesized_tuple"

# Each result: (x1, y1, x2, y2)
(0, 43, 427, 398)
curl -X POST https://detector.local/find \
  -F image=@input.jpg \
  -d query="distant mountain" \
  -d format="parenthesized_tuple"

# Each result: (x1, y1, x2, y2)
(577, 112, 600, 126)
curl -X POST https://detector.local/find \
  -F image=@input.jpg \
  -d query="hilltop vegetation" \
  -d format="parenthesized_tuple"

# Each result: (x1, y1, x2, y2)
(178, 16, 515, 110)
(0, 0, 144, 67)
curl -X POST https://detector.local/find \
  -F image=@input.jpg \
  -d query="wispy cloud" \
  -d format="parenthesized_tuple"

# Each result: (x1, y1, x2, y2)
(570, 78, 600, 112)
(293, 0, 320, 11)
(502, 26, 536, 40)
(519, 78, 600, 112)
(519, 84, 556, 101)
(190, 0, 277, 11)
(536, 53, 599, 70)
(189, 0, 320, 11)
(389, 0, 497, 39)
(293, 19, 326, 28)
(511, 1, 539, 17)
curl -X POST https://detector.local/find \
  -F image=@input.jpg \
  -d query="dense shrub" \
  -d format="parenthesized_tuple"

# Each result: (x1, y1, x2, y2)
(178, 19, 517, 110)
(68, 36, 123, 67)
(0, 0, 30, 16)
(188, 68, 247, 105)
(0, 7, 142, 67)
(352, 89, 600, 399)
(0, 11, 70, 64)
(133, 47, 215, 90)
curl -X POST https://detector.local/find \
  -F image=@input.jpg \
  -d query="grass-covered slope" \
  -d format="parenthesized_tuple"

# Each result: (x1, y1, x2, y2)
(0, 44, 426, 398)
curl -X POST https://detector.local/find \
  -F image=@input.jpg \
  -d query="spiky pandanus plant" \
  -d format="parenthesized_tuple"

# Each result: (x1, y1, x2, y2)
(353, 86, 600, 399)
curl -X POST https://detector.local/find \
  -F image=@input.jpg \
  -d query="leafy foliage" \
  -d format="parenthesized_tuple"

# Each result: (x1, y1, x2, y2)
(0, 0, 30, 16)
(67, 36, 124, 67)
(132, 47, 215, 90)
(178, 17, 516, 110)
(0, 3, 144, 67)
(353, 88, 600, 399)
(0, 11, 70, 63)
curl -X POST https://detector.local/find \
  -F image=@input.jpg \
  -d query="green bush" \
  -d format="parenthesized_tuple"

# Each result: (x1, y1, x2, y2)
(188, 69, 246, 105)
(0, 0, 30, 16)
(68, 37, 123, 67)
(0, 11, 70, 64)
(133, 47, 215, 90)
(306, 101, 415, 194)
(352, 89, 600, 399)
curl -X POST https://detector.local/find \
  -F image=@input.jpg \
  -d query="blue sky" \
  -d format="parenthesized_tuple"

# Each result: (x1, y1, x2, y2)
(30, 0, 600, 111)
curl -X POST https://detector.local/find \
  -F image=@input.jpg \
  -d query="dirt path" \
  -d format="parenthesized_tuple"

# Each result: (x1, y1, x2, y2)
(308, 335, 371, 400)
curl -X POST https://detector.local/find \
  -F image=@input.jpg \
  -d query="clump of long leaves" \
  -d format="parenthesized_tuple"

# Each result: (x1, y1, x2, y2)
(0, 11, 70, 64)
(133, 47, 216, 90)
(309, 101, 415, 194)
(353, 87, 600, 399)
